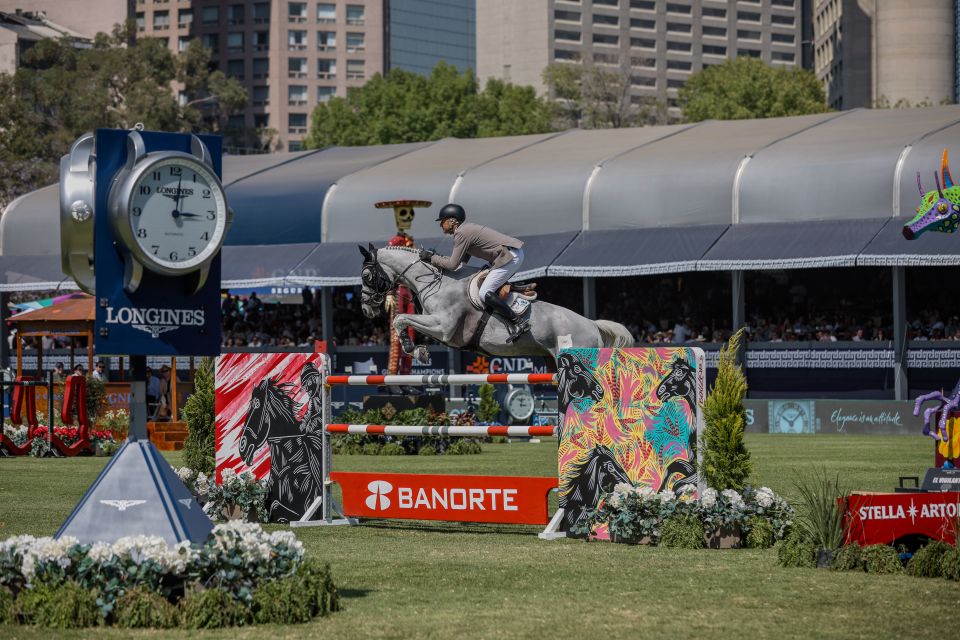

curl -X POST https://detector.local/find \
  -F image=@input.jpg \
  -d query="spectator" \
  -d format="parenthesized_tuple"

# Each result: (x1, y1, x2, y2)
(146, 367, 160, 414)
(52, 362, 65, 383)
(93, 361, 106, 381)
(73, 364, 85, 376)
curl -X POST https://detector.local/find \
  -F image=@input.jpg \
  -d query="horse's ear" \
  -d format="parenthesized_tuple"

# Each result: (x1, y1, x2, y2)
(368, 242, 375, 253)
(358, 244, 370, 260)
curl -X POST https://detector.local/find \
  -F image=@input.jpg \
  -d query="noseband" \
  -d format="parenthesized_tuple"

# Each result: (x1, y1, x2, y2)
(361, 261, 395, 306)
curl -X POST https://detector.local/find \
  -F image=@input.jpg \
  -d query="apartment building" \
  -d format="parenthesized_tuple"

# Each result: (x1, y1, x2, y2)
(386, 0, 474, 75)
(0, 0, 386, 151)
(134, 0, 386, 151)
(478, 0, 806, 121)
(814, 0, 954, 110)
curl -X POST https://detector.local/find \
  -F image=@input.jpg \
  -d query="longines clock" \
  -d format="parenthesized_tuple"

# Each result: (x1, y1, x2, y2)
(107, 131, 232, 294)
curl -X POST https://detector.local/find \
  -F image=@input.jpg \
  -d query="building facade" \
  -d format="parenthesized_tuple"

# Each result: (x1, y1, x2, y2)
(0, 0, 386, 151)
(814, 0, 956, 110)
(0, 9, 93, 74)
(386, 0, 475, 75)
(478, 0, 805, 121)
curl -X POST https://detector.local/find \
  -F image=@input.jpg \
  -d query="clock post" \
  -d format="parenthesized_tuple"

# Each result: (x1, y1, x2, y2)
(56, 127, 230, 545)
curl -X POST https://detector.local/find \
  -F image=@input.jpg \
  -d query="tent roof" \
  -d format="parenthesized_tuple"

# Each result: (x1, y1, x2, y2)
(4, 106, 960, 290)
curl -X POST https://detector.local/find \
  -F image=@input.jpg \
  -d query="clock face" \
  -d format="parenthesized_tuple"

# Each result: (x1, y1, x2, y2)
(127, 156, 227, 271)
(507, 389, 534, 421)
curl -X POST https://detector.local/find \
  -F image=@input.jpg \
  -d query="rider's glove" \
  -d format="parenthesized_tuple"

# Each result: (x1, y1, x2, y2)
(419, 248, 435, 262)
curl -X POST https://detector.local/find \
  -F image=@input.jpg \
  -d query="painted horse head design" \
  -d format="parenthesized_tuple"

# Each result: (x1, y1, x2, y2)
(238, 378, 301, 466)
(557, 352, 604, 415)
(560, 444, 631, 532)
(904, 149, 960, 239)
(655, 356, 697, 413)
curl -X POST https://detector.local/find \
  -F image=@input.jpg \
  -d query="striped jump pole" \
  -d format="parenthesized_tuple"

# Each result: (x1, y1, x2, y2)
(325, 424, 558, 437)
(292, 354, 561, 532)
(325, 373, 557, 386)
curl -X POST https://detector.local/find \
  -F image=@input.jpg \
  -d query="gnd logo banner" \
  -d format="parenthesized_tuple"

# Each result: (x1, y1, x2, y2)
(331, 472, 558, 525)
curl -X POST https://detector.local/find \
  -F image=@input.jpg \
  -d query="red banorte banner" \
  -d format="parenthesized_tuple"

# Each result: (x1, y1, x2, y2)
(331, 472, 558, 525)
(843, 491, 960, 546)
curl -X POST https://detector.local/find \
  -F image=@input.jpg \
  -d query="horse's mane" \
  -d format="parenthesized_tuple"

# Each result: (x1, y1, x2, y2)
(378, 245, 419, 254)
(261, 379, 302, 425)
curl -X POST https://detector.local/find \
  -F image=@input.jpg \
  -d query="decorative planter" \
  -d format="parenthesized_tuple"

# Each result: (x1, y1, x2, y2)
(816, 547, 835, 568)
(222, 504, 259, 522)
(609, 532, 655, 545)
(705, 525, 742, 549)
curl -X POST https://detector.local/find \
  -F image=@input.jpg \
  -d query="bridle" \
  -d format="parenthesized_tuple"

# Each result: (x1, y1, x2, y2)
(361, 249, 442, 309)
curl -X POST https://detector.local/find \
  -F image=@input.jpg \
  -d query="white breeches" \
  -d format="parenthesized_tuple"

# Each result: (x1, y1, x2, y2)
(479, 248, 524, 299)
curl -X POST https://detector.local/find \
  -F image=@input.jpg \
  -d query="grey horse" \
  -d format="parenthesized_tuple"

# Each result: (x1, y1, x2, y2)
(358, 244, 633, 366)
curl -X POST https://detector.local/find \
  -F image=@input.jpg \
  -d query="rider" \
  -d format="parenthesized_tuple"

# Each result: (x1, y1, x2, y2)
(419, 203, 530, 340)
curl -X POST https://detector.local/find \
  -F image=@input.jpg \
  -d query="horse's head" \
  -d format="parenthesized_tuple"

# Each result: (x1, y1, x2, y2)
(904, 149, 960, 239)
(358, 243, 392, 318)
(556, 352, 604, 414)
(591, 446, 631, 494)
(238, 379, 299, 465)
(656, 357, 695, 404)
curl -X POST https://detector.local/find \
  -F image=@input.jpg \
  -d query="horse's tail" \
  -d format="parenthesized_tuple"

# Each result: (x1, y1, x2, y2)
(594, 320, 634, 348)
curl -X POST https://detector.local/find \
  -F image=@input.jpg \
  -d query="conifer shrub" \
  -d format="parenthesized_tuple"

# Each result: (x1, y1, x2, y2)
(702, 329, 751, 491)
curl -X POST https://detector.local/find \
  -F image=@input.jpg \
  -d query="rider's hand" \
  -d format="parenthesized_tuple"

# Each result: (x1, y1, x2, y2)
(419, 248, 435, 262)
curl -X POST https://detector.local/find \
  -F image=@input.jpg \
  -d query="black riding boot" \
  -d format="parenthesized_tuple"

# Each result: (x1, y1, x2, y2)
(484, 291, 530, 342)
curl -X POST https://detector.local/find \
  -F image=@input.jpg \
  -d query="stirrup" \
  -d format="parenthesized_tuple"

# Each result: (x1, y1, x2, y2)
(507, 319, 530, 343)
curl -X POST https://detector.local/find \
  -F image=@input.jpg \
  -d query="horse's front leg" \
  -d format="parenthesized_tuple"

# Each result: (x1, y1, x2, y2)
(393, 313, 445, 365)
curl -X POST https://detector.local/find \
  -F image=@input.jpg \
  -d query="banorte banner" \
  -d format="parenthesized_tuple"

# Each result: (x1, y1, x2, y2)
(331, 472, 558, 525)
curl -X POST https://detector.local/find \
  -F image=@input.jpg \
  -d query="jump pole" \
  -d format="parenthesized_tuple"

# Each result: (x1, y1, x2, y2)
(291, 355, 563, 536)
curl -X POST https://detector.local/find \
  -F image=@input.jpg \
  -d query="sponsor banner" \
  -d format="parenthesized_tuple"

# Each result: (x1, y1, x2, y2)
(743, 400, 925, 435)
(844, 492, 960, 546)
(331, 471, 558, 525)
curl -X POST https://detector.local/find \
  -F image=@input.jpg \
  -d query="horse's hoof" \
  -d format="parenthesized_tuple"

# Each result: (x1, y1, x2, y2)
(413, 346, 431, 365)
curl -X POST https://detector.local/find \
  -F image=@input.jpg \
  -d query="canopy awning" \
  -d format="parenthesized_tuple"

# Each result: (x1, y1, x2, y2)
(697, 218, 888, 271)
(226, 142, 436, 245)
(549, 225, 729, 277)
(220, 243, 319, 287)
(0, 253, 75, 292)
(857, 216, 960, 266)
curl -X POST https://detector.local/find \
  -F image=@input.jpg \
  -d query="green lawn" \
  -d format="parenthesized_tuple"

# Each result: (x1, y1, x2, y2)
(1, 434, 957, 639)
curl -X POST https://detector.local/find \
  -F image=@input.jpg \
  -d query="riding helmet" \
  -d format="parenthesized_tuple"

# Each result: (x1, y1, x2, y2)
(435, 203, 466, 223)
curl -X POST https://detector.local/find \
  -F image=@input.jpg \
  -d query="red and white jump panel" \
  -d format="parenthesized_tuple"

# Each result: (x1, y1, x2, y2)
(325, 373, 556, 386)
(325, 424, 558, 437)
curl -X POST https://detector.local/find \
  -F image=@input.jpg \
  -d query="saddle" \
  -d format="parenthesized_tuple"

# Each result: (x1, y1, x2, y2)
(468, 269, 538, 313)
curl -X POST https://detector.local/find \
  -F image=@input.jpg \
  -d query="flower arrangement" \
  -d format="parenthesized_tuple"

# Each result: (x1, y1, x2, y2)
(98, 409, 129, 440)
(3, 423, 119, 457)
(0, 523, 338, 627)
(571, 483, 793, 546)
(175, 467, 270, 523)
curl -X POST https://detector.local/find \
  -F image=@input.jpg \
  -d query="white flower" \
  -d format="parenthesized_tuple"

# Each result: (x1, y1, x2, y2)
(612, 482, 633, 497)
(87, 542, 115, 563)
(608, 493, 624, 509)
(658, 490, 676, 503)
(628, 485, 656, 502)
(721, 489, 744, 507)
(700, 487, 718, 509)
(755, 487, 775, 509)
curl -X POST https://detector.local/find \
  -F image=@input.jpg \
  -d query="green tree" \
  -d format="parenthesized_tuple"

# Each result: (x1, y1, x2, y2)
(305, 62, 554, 148)
(679, 57, 829, 122)
(0, 22, 247, 210)
(542, 60, 668, 129)
(701, 328, 751, 491)
(182, 357, 216, 473)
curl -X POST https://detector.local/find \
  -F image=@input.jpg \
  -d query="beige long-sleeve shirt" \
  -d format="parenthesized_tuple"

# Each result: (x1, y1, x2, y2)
(430, 222, 524, 271)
